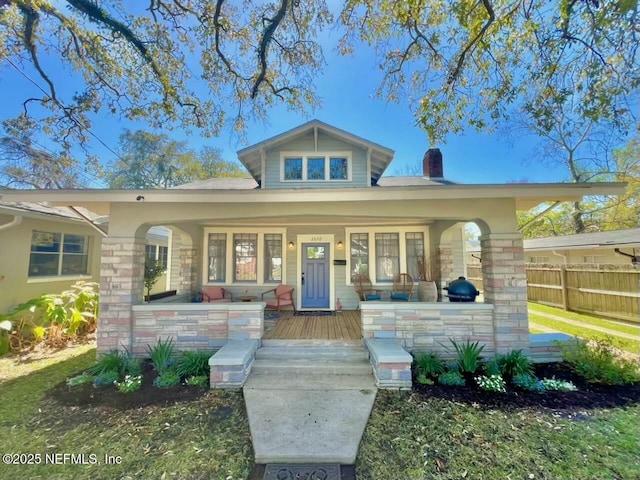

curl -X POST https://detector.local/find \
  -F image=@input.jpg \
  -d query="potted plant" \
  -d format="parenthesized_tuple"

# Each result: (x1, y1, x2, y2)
(416, 255, 439, 302)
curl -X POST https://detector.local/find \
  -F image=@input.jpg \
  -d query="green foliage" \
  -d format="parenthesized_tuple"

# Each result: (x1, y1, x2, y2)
(86, 349, 140, 378)
(115, 375, 142, 393)
(496, 349, 534, 381)
(512, 374, 545, 393)
(147, 338, 175, 375)
(93, 370, 119, 387)
(185, 375, 209, 387)
(540, 377, 577, 392)
(413, 352, 444, 379)
(438, 371, 465, 387)
(175, 350, 211, 378)
(144, 260, 165, 301)
(153, 370, 180, 389)
(561, 337, 640, 385)
(445, 339, 485, 375)
(66, 373, 94, 387)
(475, 374, 506, 393)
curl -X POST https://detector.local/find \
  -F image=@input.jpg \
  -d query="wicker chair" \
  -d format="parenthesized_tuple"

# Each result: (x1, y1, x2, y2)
(352, 274, 383, 301)
(391, 273, 414, 301)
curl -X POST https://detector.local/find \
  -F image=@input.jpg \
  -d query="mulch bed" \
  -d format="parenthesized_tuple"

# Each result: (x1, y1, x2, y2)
(412, 362, 640, 412)
(47, 361, 207, 410)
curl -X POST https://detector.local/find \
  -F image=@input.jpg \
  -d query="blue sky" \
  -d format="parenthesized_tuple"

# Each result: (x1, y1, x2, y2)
(0, 28, 572, 187)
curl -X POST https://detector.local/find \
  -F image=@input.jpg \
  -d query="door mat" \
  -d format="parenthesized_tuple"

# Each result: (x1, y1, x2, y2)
(293, 310, 334, 316)
(264, 312, 279, 320)
(263, 464, 341, 480)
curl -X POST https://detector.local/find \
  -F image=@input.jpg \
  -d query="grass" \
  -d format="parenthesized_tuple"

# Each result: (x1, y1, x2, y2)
(0, 347, 252, 480)
(0, 343, 95, 382)
(528, 302, 640, 337)
(357, 391, 640, 480)
(528, 312, 640, 354)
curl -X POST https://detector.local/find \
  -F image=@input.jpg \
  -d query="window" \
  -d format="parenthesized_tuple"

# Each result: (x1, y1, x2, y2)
(234, 233, 257, 282)
(264, 234, 282, 282)
(284, 157, 303, 180)
(29, 231, 89, 277)
(145, 245, 169, 269)
(405, 232, 425, 280)
(208, 233, 227, 282)
(307, 157, 325, 180)
(281, 153, 351, 182)
(350, 233, 369, 277)
(529, 256, 550, 264)
(583, 255, 603, 264)
(330, 157, 348, 180)
(375, 233, 399, 282)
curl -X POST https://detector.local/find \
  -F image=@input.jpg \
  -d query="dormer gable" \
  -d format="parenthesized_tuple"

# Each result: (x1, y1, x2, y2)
(237, 120, 394, 188)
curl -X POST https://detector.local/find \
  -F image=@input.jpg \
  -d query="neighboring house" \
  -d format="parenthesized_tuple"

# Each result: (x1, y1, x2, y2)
(466, 228, 640, 266)
(0, 201, 103, 313)
(0, 202, 171, 313)
(1, 120, 624, 360)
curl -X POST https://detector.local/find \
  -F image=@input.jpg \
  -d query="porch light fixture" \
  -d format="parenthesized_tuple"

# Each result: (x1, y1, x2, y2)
(337, 241, 343, 250)
(288, 241, 295, 250)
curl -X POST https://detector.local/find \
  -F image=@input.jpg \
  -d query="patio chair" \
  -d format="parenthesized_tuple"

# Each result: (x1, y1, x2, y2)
(261, 284, 296, 313)
(391, 273, 414, 301)
(352, 274, 383, 301)
(201, 285, 233, 303)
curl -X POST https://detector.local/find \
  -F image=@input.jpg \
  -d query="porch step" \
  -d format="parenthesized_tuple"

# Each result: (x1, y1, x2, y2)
(255, 346, 369, 361)
(244, 373, 376, 390)
(251, 357, 372, 376)
(261, 339, 362, 347)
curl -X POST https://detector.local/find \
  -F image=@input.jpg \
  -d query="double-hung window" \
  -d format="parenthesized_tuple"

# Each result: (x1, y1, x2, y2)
(208, 233, 227, 282)
(233, 234, 257, 282)
(350, 233, 369, 277)
(375, 233, 400, 282)
(145, 245, 169, 269)
(264, 234, 283, 282)
(405, 233, 425, 280)
(29, 231, 90, 277)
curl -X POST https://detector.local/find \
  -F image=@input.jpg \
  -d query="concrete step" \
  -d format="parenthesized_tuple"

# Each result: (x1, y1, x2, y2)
(261, 339, 363, 347)
(251, 357, 372, 376)
(255, 346, 369, 361)
(244, 373, 376, 391)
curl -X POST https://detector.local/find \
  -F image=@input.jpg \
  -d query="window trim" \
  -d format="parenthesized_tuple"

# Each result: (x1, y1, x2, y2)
(280, 151, 352, 182)
(145, 244, 169, 270)
(202, 227, 287, 286)
(345, 226, 430, 286)
(28, 230, 91, 279)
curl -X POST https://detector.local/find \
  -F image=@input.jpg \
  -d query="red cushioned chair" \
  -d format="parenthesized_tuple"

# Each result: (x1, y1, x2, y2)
(201, 286, 233, 303)
(261, 284, 296, 313)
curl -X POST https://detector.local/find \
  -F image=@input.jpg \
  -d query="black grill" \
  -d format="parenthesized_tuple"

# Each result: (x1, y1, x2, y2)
(444, 276, 479, 302)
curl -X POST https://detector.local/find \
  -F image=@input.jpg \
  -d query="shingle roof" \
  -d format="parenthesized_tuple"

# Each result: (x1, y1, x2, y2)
(376, 176, 457, 187)
(0, 200, 100, 221)
(171, 178, 258, 189)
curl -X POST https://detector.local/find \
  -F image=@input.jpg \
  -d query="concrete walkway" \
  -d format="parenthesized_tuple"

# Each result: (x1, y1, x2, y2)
(243, 344, 377, 465)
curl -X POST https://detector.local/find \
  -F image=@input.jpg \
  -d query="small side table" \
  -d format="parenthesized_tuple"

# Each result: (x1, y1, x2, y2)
(237, 295, 257, 302)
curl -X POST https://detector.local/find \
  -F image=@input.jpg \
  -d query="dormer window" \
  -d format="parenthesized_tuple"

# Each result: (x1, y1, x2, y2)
(281, 152, 351, 182)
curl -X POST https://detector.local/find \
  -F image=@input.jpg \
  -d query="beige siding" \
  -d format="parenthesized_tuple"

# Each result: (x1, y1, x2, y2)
(0, 215, 102, 313)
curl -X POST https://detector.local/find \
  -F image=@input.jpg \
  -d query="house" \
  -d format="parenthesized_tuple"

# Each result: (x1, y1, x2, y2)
(0, 202, 171, 314)
(466, 228, 640, 266)
(0, 120, 624, 378)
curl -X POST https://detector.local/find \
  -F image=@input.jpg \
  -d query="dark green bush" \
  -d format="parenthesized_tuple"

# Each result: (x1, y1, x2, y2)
(445, 339, 485, 375)
(512, 373, 544, 392)
(147, 338, 175, 375)
(93, 370, 119, 387)
(153, 370, 180, 388)
(561, 337, 640, 385)
(496, 349, 534, 381)
(413, 352, 444, 379)
(175, 350, 211, 378)
(438, 371, 465, 386)
(86, 351, 123, 376)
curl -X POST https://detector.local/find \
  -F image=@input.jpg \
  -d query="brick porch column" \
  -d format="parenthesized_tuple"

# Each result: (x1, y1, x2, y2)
(480, 233, 529, 355)
(97, 237, 145, 353)
(438, 244, 454, 295)
(179, 246, 199, 295)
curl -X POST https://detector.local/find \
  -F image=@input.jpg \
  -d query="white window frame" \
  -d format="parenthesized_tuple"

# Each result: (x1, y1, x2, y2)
(280, 151, 352, 182)
(27, 230, 91, 280)
(145, 244, 169, 270)
(202, 227, 287, 286)
(345, 226, 430, 285)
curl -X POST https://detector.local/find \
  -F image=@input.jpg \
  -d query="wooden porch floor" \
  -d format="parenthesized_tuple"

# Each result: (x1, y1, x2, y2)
(263, 310, 362, 340)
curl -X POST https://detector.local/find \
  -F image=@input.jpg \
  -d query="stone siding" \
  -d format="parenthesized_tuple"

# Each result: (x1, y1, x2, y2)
(361, 302, 495, 357)
(130, 303, 264, 355)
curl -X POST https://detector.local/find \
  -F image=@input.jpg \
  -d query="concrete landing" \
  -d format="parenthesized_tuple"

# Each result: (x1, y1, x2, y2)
(243, 345, 377, 465)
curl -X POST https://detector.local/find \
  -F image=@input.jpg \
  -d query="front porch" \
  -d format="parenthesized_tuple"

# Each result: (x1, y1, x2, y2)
(263, 310, 361, 340)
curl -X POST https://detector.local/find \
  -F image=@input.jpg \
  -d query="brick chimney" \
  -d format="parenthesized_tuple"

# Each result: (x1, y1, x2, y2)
(423, 148, 443, 178)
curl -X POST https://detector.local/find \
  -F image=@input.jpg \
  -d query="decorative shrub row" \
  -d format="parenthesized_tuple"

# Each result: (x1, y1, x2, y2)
(67, 337, 212, 392)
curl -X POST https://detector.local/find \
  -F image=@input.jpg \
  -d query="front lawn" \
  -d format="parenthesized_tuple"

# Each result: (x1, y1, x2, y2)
(0, 347, 252, 480)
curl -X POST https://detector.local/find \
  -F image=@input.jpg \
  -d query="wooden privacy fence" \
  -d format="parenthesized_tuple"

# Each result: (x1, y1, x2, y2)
(467, 264, 639, 323)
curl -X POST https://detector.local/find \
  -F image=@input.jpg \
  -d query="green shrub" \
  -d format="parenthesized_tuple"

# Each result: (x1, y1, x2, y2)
(413, 352, 444, 379)
(147, 338, 175, 375)
(175, 350, 211, 378)
(115, 375, 142, 393)
(445, 339, 485, 374)
(93, 370, 119, 387)
(512, 373, 544, 392)
(66, 373, 94, 387)
(561, 337, 640, 385)
(438, 371, 465, 386)
(496, 349, 534, 381)
(541, 377, 577, 391)
(482, 359, 500, 376)
(475, 374, 506, 392)
(86, 351, 123, 376)
(185, 375, 209, 387)
(153, 370, 180, 388)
